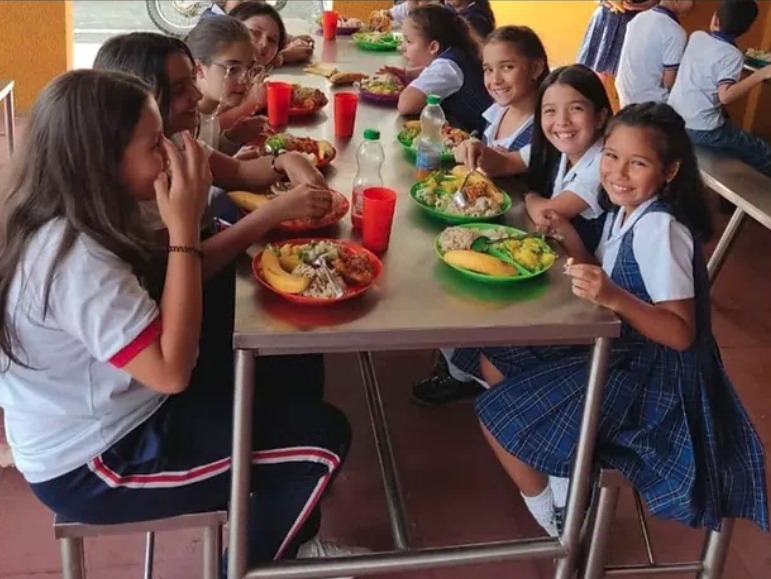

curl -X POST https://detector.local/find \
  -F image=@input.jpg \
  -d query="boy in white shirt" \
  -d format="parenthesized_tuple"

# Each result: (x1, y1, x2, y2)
(616, 0, 694, 107)
(668, 0, 771, 177)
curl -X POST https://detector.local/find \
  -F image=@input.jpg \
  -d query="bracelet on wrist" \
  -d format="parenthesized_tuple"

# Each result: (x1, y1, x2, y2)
(168, 245, 203, 259)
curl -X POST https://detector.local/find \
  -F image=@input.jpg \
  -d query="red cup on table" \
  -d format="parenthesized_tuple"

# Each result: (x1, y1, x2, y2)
(334, 92, 358, 139)
(362, 187, 397, 253)
(266, 81, 292, 127)
(322, 10, 339, 41)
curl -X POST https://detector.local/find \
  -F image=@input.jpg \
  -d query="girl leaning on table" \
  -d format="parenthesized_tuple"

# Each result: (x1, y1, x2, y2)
(0, 69, 364, 567)
(415, 64, 613, 406)
(380, 3, 493, 134)
(451, 102, 769, 537)
(94, 33, 330, 405)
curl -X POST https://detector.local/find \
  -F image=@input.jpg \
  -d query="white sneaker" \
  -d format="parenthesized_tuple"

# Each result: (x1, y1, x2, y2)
(296, 537, 371, 579)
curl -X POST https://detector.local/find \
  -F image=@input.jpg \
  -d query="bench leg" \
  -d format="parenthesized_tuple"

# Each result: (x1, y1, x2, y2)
(202, 524, 223, 579)
(60, 537, 86, 579)
(143, 531, 155, 579)
(707, 207, 746, 286)
(697, 519, 734, 579)
(582, 485, 621, 579)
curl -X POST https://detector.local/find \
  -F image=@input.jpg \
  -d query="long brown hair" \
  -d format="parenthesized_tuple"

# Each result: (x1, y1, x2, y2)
(0, 70, 159, 369)
(407, 4, 483, 64)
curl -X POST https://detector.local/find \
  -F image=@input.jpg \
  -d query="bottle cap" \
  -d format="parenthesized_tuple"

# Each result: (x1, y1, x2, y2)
(426, 94, 441, 105)
(363, 129, 380, 140)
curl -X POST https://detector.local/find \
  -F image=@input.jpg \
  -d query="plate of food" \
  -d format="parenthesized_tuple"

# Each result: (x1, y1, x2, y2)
(289, 85, 328, 117)
(745, 48, 771, 68)
(397, 121, 469, 163)
(316, 14, 364, 36)
(228, 189, 349, 232)
(260, 133, 336, 168)
(352, 31, 401, 51)
(409, 166, 512, 223)
(435, 224, 558, 283)
(355, 73, 404, 104)
(253, 239, 383, 304)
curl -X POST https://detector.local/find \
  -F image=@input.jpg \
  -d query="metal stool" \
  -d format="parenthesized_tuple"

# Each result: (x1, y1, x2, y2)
(54, 510, 227, 579)
(581, 468, 734, 578)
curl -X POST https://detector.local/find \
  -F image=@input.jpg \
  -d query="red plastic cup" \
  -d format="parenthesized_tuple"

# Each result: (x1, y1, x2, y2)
(266, 81, 292, 127)
(334, 92, 358, 139)
(362, 187, 397, 253)
(322, 10, 339, 40)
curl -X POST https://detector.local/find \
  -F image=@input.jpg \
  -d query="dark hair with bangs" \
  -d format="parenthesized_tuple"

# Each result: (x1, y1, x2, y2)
(407, 4, 482, 64)
(94, 32, 194, 131)
(0, 70, 159, 369)
(526, 64, 611, 197)
(599, 102, 712, 241)
(228, 0, 288, 50)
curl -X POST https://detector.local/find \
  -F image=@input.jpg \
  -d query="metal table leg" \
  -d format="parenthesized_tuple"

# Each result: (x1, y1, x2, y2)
(582, 486, 621, 579)
(228, 349, 256, 579)
(707, 207, 746, 286)
(358, 352, 410, 550)
(203, 524, 223, 579)
(3, 85, 15, 156)
(554, 337, 612, 579)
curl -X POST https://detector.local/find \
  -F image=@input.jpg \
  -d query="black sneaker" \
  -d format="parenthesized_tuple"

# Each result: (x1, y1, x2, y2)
(412, 353, 485, 406)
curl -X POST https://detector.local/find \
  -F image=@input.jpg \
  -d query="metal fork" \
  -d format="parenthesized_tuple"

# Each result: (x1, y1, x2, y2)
(452, 168, 478, 209)
(312, 256, 344, 298)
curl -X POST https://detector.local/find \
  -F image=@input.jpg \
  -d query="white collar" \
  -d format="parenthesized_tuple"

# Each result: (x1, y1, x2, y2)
(607, 196, 660, 241)
(556, 140, 603, 188)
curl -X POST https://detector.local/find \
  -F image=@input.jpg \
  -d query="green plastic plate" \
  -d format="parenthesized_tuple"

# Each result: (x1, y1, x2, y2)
(434, 223, 557, 283)
(409, 177, 512, 224)
(352, 33, 401, 51)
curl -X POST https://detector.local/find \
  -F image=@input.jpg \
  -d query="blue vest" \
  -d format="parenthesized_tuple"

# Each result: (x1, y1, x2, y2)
(437, 48, 493, 135)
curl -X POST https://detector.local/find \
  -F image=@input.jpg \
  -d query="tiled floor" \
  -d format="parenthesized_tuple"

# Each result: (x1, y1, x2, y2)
(1, 116, 770, 578)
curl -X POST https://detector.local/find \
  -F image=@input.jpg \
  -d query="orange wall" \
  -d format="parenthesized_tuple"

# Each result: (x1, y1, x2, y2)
(334, 0, 390, 20)
(491, 0, 597, 67)
(0, 0, 73, 113)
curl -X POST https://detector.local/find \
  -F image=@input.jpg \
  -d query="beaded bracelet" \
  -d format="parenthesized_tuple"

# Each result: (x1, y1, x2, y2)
(168, 245, 203, 259)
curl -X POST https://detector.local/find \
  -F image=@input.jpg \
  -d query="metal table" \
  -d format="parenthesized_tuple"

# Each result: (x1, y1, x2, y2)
(0, 79, 16, 157)
(229, 29, 620, 579)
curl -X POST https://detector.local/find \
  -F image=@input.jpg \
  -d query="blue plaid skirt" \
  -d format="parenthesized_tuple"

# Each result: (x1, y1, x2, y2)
(577, 4, 637, 75)
(453, 203, 769, 531)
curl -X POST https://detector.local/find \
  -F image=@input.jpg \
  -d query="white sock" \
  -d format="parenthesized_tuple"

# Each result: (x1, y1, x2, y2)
(522, 486, 558, 537)
(441, 348, 491, 388)
(549, 476, 570, 509)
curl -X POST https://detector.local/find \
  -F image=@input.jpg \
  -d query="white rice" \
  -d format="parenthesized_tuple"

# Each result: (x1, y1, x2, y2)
(438, 226, 511, 252)
(292, 262, 347, 299)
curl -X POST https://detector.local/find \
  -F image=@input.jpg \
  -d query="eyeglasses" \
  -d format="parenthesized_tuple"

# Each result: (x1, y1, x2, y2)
(211, 62, 260, 82)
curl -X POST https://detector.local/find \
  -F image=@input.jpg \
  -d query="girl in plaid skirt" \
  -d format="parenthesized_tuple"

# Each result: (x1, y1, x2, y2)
(452, 102, 769, 537)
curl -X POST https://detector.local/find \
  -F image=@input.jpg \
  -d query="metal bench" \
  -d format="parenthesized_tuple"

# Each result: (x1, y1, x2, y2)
(54, 510, 227, 579)
(580, 468, 733, 578)
(695, 147, 771, 286)
(0, 79, 15, 156)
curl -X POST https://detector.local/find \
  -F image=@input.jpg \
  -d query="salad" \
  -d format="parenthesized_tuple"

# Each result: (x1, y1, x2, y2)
(359, 74, 404, 96)
(413, 167, 508, 218)
(398, 120, 470, 154)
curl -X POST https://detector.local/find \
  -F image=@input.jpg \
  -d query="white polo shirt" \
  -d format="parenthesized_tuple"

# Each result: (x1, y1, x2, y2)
(409, 58, 464, 100)
(668, 30, 744, 131)
(596, 197, 694, 302)
(390, 2, 409, 24)
(552, 140, 604, 219)
(616, 6, 687, 107)
(482, 103, 533, 166)
(0, 219, 166, 483)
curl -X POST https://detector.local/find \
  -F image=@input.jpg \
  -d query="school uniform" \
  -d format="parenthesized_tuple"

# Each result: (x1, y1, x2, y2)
(200, 4, 226, 18)
(0, 218, 345, 565)
(452, 198, 769, 531)
(668, 31, 771, 178)
(409, 47, 493, 134)
(577, 2, 639, 75)
(482, 103, 533, 164)
(615, 5, 687, 107)
(389, 2, 410, 24)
